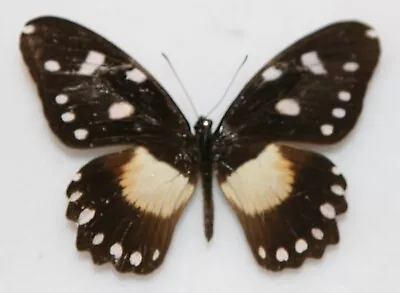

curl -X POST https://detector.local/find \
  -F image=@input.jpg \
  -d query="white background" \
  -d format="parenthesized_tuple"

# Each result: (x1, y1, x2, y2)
(0, 0, 399, 292)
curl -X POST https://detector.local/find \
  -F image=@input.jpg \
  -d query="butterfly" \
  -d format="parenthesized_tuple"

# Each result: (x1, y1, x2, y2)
(20, 16, 380, 274)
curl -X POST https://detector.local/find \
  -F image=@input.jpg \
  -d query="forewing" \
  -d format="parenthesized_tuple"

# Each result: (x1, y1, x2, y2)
(214, 21, 380, 145)
(217, 143, 347, 271)
(20, 16, 191, 148)
(66, 145, 197, 274)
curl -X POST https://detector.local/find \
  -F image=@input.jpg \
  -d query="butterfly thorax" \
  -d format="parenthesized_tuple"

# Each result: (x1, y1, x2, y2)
(194, 116, 213, 163)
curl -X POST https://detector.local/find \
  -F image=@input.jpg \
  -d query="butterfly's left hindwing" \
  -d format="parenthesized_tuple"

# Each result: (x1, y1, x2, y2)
(20, 16, 198, 274)
(214, 21, 379, 271)
(217, 143, 347, 271)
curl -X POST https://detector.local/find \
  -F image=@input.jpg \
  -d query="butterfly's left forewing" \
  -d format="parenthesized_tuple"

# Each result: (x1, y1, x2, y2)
(20, 16, 198, 274)
(214, 21, 379, 271)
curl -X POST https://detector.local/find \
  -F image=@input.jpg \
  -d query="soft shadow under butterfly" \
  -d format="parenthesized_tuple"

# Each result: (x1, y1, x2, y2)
(20, 16, 380, 274)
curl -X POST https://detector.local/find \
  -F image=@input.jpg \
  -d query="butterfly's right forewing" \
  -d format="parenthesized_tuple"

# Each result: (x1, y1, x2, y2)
(20, 16, 191, 149)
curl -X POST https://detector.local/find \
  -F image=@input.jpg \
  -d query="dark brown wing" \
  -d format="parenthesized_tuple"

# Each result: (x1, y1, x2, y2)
(214, 21, 380, 145)
(20, 16, 198, 274)
(217, 143, 346, 271)
(214, 21, 380, 271)
(20, 16, 191, 148)
(66, 145, 197, 274)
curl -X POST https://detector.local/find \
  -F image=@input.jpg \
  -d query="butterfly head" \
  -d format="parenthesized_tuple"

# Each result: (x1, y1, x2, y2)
(194, 116, 213, 135)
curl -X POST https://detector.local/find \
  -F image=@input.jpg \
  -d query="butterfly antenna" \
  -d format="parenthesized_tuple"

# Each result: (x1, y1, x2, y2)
(162, 53, 199, 118)
(206, 55, 248, 117)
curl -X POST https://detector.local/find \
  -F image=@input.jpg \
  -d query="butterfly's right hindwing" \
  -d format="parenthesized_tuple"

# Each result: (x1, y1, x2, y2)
(66, 145, 197, 274)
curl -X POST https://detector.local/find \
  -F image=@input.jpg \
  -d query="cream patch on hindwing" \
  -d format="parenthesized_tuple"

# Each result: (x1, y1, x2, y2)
(300, 51, 327, 74)
(78, 51, 105, 75)
(119, 147, 195, 217)
(220, 144, 294, 216)
(108, 101, 135, 120)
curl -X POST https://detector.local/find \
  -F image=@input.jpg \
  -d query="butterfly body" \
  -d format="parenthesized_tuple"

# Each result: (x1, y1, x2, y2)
(20, 16, 379, 274)
(194, 117, 214, 240)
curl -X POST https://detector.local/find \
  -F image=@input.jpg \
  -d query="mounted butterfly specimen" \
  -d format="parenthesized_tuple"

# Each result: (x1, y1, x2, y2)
(20, 16, 380, 274)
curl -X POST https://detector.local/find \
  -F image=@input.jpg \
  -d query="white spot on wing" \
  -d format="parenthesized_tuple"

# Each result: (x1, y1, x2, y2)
(120, 147, 195, 217)
(72, 173, 82, 182)
(276, 247, 289, 262)
(311, 228, 324, 240)
(301, 51, 327, 74)
(92, 233, 104, 245)
(61, 112, 75, 122)
(22, 24, 35, 34)
(126, 68, 147, 83)
(366, 29, 378, 38)
(55, 94, 68, 104)
(320, 202, 336, 219)
(275, 98, 300, 116)
(130, 251, 142, 266)
(332, 166, 341, 176)
(44, 60, 60, 72)
(108, 102, 135, 120)
(343, 62, 359, 72)
(258, 246, 266, 259)
(320, 124, 334, 136)
(78, 51, 106, 75)
(78, 208, 95, 225)
(220, 144, 294, 216)
(332, 108, 346, 118)
(152, 249, 160, 261)
(338, 91, 351, 101)
(110, 243, 123, 259)
(331, 184, 345, 196)
(262, 66, 282, 81)
(295, 239, 308, 253)
(69, 191, 82, 202)
(74, 129, 88, 140)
